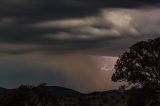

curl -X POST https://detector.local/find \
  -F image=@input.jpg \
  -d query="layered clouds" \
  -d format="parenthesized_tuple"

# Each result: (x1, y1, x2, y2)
(0, 2, 160, 55)
(0, 0, 160, 92)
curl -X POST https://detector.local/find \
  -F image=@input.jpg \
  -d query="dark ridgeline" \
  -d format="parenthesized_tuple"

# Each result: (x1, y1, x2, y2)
(48, 86, 82, 96)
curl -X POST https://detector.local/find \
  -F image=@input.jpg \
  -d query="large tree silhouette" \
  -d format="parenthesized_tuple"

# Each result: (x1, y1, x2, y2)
(112, 37, 160, 89)
(112, 37, 160, 105)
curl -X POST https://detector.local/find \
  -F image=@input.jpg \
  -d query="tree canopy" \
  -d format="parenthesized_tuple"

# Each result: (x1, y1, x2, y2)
(112, 37, 160, 90)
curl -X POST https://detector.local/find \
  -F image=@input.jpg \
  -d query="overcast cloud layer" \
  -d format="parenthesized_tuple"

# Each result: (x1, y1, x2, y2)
(0, 0, 159, 55)
(0, 0, 160, 92)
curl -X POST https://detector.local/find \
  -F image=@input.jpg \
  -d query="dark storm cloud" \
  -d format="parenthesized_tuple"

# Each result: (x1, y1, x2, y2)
(0, 36, 120, 56)
(0, 0, 160, 55)
(1, 0, 160, 17)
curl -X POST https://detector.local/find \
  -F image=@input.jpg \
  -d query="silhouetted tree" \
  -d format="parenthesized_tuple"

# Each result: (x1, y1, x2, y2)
(112, 37, 160, 105)
(112, 37, 160, 89)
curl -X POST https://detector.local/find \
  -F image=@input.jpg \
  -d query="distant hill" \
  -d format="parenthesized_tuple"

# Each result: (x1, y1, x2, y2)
(47, 86, 83, 96)
(47, 86, 126, 97)
(0, 86, 125, 97)
(87, 89, 126, 96)
(0, 86, 83, 97)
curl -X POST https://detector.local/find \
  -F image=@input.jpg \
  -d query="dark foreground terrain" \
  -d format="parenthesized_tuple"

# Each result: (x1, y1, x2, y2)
(0, 84, 127, 106)
(0, 84, 159, 106)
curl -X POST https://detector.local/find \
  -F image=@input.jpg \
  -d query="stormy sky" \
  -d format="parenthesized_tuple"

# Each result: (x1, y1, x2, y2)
(0, 0, 160, 92)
